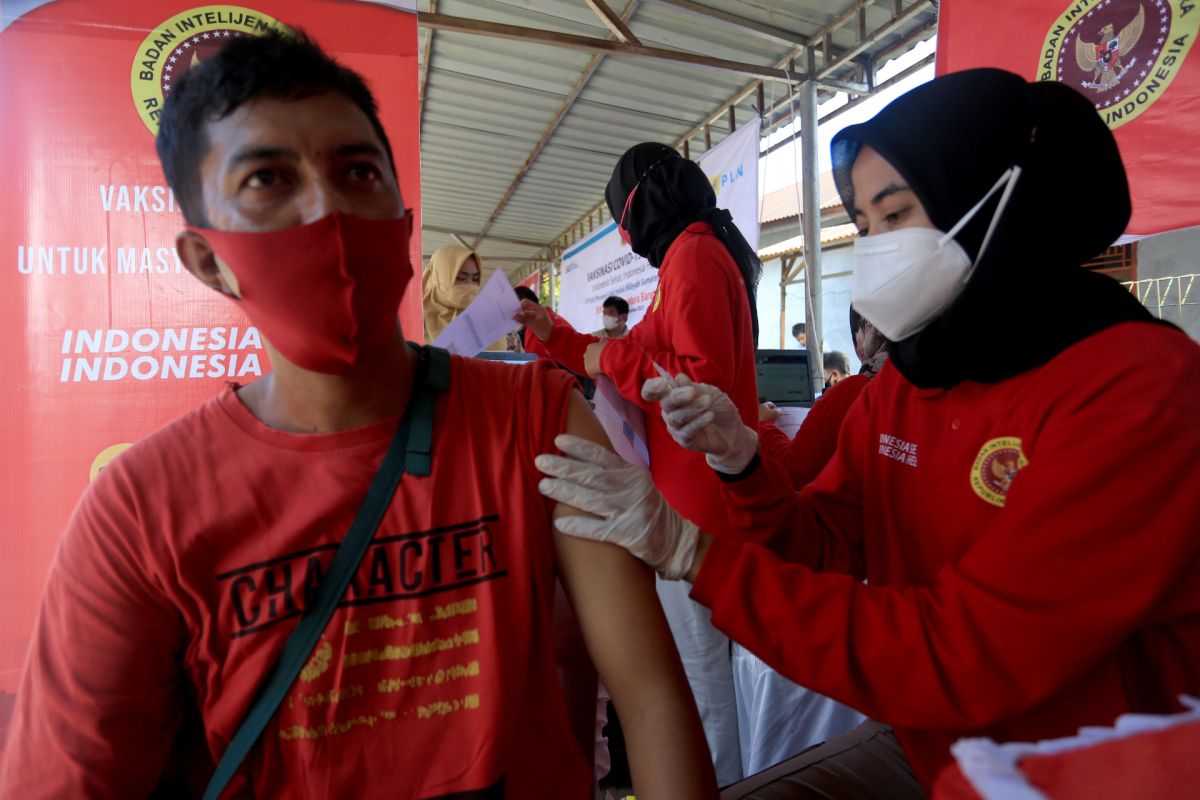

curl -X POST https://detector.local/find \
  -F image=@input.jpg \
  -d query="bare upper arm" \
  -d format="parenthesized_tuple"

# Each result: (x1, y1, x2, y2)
(549, 391, 683, 705)
(550, 391, 716, 798)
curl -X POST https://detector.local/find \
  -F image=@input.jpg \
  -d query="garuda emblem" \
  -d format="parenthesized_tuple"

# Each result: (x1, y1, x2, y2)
(1076, 4, 1145, 90)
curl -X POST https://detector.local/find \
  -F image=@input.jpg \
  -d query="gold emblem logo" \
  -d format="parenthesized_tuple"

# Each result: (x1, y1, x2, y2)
(970, 437, 1029, 508)
(90, 443, 134, 482)
(130, 6, 289, 134)
(1038, 0, 1198, 129)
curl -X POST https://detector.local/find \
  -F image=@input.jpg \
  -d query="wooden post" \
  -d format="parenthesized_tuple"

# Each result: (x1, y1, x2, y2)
(683, 139, 690, 160)
(728, 105, 736, 132)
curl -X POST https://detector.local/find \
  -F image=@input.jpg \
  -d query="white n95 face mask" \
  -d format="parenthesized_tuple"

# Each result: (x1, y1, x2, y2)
(851, 165, 1022, 342)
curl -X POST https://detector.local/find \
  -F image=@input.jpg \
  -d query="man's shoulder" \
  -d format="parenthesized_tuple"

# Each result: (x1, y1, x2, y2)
(91, 390, 233, 494)
(447, 355, 576, 409)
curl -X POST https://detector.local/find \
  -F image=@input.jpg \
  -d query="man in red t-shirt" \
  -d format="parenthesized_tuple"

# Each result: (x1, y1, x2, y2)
(0, 31, 715, 800)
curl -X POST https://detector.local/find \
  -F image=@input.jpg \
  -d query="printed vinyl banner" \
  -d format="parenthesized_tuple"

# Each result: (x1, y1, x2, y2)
(937, 0, 1200, 236)
(0, 0, 421, 752)
(557, 118, 761, 332)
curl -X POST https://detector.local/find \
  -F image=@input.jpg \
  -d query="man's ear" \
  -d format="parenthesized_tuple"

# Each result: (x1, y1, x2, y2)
(176, 230, 238, 297)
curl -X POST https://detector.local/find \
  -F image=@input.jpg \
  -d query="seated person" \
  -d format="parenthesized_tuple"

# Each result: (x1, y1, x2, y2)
(423, 245, 507, 352)
(758, 306, 888, 490)
(822, 350, 851, 387)
(591, 296, 630, 339)
(0, 31, 715, 800)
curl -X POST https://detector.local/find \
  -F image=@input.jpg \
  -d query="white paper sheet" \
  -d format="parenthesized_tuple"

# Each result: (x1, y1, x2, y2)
(773, 406, 811, 440)
(432, 268, 521, 356)
(592, 376, 651, 471)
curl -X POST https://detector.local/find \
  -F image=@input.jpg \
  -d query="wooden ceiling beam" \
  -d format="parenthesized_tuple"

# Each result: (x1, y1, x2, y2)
(652, 0, 808, 47)
(467, 1, 641, 251)
(585, 0, 641, 45)
(418, 11, 798, 82)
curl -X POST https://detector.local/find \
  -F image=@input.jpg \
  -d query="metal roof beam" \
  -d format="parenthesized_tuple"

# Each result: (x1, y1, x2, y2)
(760, 52, 936, 159)
(417, 11, 800, 83)
(651, 0, 809, 47)
(761, 15, 936, 132)
(423, 255, 555, 265)
(468, 1, 639, 251)
(585, 0, 641, 45)
(816, 0, 930, 79)
(424, 226, 549, 249)
(521, 0, 935, 275)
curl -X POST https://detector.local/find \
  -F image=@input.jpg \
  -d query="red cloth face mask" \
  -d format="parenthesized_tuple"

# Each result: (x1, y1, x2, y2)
(189, 212, 413, 374)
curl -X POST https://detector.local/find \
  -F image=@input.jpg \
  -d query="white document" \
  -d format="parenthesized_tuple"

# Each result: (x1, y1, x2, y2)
(592, 376, 651, 471)
(432, 268, 521, 356)
(773, 406, 811, 440)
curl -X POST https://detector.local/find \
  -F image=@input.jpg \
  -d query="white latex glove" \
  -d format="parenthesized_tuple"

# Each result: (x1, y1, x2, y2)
(641, 374, 759, 474)
(535, 434, 699, 581)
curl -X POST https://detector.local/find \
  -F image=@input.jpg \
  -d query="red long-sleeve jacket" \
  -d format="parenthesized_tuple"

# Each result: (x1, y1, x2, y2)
(693, 321, 1200, 788)
(758, 373, 871, 490)
(540, 222, 758, 534)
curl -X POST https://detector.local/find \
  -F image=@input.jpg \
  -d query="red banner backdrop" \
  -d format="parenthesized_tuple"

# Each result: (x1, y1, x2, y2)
(937, 0, 1200, 236)
(0, 0, 421, 751)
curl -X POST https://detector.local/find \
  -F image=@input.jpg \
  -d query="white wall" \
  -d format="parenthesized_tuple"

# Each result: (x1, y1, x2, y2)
(1136, 225, 1200, 342)
(757, 244, 859, 372)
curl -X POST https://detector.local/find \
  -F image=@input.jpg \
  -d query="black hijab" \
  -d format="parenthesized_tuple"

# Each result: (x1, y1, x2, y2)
(605, 142, 762, 342)
(831, 68, 1158, 389)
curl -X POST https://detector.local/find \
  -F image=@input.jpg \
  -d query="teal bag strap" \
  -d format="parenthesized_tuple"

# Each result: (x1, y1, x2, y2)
(202, 347, 449, 800)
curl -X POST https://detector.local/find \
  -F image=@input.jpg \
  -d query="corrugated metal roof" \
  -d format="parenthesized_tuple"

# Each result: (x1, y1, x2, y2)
(417, 0, 937, 274)
(758, 222, 859, 259)
(760, 170, 842, 223)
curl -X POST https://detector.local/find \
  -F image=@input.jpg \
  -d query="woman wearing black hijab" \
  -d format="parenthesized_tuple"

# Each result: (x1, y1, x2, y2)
(518, 144, 761, 784)
(535, 69, 1200, 796)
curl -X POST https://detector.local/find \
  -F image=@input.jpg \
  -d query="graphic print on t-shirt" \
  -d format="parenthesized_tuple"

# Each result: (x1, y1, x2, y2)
(215, 514, 509, 745)
(218, 515, 504, 639)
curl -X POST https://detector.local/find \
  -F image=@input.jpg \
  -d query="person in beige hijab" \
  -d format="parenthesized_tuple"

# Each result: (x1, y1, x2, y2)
(421, 245, 506, 350)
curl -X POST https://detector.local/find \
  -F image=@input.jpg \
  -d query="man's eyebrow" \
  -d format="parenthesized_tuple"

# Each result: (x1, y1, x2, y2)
(335, 141, 387, 159)
(228, 146, 297, 167)
(870, 182, 912, 206)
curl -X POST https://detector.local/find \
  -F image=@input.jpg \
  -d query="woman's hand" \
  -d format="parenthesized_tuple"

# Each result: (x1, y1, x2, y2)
(513, 299, 552, 341)
(758, 402, 781, 423)
(642, 374, 759, 474)
(536, 435, 700, 581)
(583, 342, 605, 377)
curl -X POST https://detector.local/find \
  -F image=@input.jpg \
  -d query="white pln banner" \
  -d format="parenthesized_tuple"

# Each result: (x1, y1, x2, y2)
(558, 118, 761, 331)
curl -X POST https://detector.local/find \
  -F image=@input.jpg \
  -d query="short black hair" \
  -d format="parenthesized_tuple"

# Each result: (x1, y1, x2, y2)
(602, 296, 629, 316)
(514, 286, 540, 304)
(792, 322, 806, 337)
(824, 351, 851, 376)
(156, 29, 395, 225)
